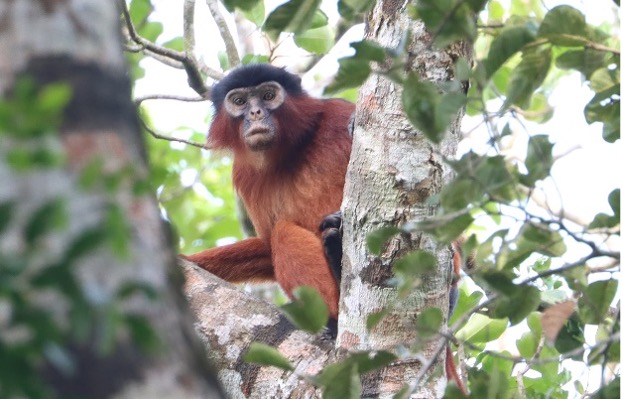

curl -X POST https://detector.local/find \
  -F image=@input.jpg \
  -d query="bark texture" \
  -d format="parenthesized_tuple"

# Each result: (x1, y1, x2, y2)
(181, 260, 335, 398)
(0, 1, 220, 398)
(337, 0, 469, 398)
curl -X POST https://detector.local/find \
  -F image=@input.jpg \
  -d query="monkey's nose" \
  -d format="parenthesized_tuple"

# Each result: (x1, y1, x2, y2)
(249, 108, 263, 120)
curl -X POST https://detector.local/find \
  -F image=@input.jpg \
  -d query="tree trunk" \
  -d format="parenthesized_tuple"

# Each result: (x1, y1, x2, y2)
(337, 0, 469, 398)
(0, 1, 220, 398)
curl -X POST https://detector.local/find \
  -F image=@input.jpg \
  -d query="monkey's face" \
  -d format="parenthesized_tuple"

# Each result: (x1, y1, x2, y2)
(224, 81, 285, 151)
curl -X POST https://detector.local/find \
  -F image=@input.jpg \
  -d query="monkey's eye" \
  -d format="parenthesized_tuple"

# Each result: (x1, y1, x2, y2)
(232, 97, 246, 106)
(263, 92, 275, 101)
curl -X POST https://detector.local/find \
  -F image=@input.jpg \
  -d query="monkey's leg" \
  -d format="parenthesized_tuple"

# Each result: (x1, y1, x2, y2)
(183, 238, 274, 282)
(272, 220, 340, 319)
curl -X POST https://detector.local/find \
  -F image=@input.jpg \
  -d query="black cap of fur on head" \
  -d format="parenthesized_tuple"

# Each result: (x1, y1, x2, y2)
(210, 64, 304, 112)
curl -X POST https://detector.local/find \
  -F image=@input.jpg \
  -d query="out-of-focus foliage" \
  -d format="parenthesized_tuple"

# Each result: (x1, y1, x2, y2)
(1, 81, 160, 397)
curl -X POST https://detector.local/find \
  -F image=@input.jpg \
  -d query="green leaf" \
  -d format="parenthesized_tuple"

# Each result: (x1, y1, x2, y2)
(129, 0, 153, 24)
(521, 222, 567, 257)
(490, 284, 541, 325)
(414, 213, 474, 244)
(241, 54, 270, 65)
(0, 200, 15, 234)
(449, 287, 483, 326)
(504, 46, 552, 109)
(317, 351, 396, 398)
(125, 313, 161, 353)
(487, 0, 504, 21)
(341, 0, 375, 13)
(64, 227, 107, 263)
(366, 309, 389, 331)
(402, 73, 467, 143)
(346, 351, 397, 374)
(590, 67, 619, 93)
(222, 0, 262, 12)
(456, 313, 507, 344)
(104, 205, 131, 258)
(24, 198, 67, 245)
(78, 157, 104, 189)
(244, 342, 294, 371)
(351, 41, 387, 62)
(38, 83, 72, 114)
(263, 0, 322, 40)
(320, 362, 361, 398)
(338, 0, 375, 20)
(280, 286, 329, 333)
(116, 281, 159, 301)
(584, 82, 620, 143)
(366, 226, 401, 255)
(139, 21, 163, 43)
(240, 0, 265, 26)
(465, 362, 512, 398)
(309, 10, 329, 28)
(410, 0, 478, 47)
(608, 189, 620, 221)
(415, 307, 443, 338)
(592, 377, 620, 399)
(393, 250, 438, 277)
(325, 57, 371, 94)
(521, 135, 554, 187)
(555, 49, 606, 78)
(294, 25, 334, 54)
(578, 280, 618, 324)
(484, 25, 536, 78)
(554, 314, 585, 357)
(589, 212, 619, 230)
(516, 313, 542, 358)
(440, 178, 483, 212)
(162, 37, 184, 51)
(537, 5, 589, 46)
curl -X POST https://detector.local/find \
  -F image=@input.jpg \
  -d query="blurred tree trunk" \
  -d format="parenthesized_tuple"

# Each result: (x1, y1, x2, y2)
(337, 0, 470, 398)
(0, 1, 221, 398)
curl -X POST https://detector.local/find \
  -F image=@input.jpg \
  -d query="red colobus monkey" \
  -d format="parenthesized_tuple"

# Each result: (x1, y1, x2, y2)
(184, 64, 353, 319)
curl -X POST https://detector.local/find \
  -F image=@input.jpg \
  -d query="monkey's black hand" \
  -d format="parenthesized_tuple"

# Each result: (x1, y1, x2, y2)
(320, 211, 343, 283)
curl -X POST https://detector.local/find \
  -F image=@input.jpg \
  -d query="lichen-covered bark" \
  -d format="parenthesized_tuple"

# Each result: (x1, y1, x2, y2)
(0, 1, 220, 398)
(181, 260, 333, 398)
(337, 0, 469, 398)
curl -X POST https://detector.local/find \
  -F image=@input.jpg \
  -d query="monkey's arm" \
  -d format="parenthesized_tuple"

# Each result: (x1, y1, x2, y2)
(183, 238, 274, 283)
(320, 211, 343, 283)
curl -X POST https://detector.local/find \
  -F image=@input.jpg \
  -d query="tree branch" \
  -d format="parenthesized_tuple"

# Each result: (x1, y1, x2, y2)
(183, 0, 197, 56)
(205, 0, 241, 67)
(118, 0, 209, 95)
(139, 119, 209, 150)
(179, 259, 333, 398)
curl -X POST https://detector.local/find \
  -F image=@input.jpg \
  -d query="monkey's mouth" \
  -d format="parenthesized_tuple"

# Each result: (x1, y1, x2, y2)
(244, 128, 274, 151)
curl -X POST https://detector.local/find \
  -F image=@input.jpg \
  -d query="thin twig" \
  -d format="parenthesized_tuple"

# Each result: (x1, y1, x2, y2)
(206, 0, 240, 67)
(135, 94, 208, 105)
(140, 119, 209, 150)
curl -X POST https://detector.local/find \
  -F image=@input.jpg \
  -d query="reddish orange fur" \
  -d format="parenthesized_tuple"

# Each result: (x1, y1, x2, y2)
(186, 93, 354, 319)
(447, 240, 469, 395)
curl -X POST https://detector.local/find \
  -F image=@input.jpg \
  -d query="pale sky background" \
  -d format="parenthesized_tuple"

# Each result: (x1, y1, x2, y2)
(133, 1, 620, 396)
